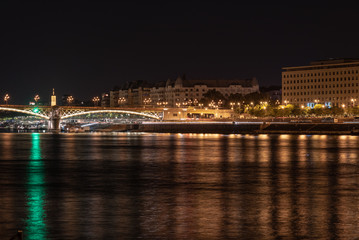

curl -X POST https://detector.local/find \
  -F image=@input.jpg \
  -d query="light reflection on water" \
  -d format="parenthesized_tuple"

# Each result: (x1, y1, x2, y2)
(26, 133, 47, 240)
(0, 133, 359, 239)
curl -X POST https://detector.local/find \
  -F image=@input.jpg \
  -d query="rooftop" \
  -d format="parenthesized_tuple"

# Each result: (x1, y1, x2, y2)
(182, 78, 258, 88)
(310, 58, 359, 66)
(283, 58, 359, 71)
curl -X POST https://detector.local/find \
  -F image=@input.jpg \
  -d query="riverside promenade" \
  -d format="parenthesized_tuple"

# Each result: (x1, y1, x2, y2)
(133, 121, 359, 135)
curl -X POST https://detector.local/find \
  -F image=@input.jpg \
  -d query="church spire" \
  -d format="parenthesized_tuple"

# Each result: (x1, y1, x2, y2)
(51, 88, 56, 106)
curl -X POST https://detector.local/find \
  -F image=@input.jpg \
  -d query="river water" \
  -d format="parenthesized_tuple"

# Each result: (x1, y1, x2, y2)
(1, 133, 359, 239)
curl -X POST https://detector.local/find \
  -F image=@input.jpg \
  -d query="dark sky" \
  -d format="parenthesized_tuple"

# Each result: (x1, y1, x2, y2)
(1, 1, 358, 104)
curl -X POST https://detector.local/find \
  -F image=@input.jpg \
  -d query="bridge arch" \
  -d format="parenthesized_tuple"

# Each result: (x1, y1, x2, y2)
(0, 107, 49, 119)
(61, 109, 161, 120)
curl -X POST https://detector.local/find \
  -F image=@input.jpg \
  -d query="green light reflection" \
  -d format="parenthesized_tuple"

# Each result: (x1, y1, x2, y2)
(26, 133, 47, 240)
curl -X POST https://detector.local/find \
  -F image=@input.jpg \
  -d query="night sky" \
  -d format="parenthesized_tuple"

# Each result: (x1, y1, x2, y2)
(1, 1, 358, 104)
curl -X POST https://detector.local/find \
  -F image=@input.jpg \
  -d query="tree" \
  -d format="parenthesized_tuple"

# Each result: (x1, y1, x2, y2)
(311, 104, 325, 116)
(226, 93, 243, 112)
(284, 104, 294, 117)
(330, 106, 344, 116)
(200, 90, 225, 107)
(301, 106, 311, 116)
(202, 89, 225, 101)
(227, 93, 243, 102)
(291, 105, 302, 117)
(242, 92, 270, 105)
(247, 105, 264, 117)
(352, 106, 359, 116)
(274, 104, 294, 117)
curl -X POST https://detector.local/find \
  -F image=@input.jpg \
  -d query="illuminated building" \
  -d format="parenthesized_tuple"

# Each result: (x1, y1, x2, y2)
(109, 76, 259, 107)
(110, 80, 151, 107)
(282, 59, 359, 107)
(158, 76, 259, 107)
(101, 93, 110, 107)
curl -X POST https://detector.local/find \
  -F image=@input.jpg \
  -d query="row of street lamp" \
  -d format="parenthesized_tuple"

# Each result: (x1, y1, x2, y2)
(115, 97, 226, 109)
(118, 97, 205, 108)
(4, 94, 358, 108)
(1, 93, 102, 106)
(284, 98, 358, 109)
(116, 97, 266, 110)
(2, 94, 40, 105)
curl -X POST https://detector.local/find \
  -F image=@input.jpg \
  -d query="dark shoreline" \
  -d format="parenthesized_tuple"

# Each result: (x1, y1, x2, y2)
(134, 122, 359, 135)
(2, 122, 359, 135)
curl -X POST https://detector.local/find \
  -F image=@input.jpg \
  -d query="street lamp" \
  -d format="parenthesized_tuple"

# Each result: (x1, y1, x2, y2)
(4, 94, 10, 104)
(351, 98, 357, 107)
(218, 99, 223, 108)
(194, 99, 198, 106)
(157, 101, 168, 107)
(209, 100, 216, 109)
(92, 96, 100, 106)
(34, 95, 40, 104)
(67, 96, 74, 106)
(143, 98, 152, 108)
(188, 99, 192, 106)
(118, 97, 126, 106)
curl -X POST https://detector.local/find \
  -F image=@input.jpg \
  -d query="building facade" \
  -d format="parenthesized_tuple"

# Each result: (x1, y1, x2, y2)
(282, 59, 359, 108)
(108, 76, 259, 108)
(101, 93, 110, 107)
(153, 76, 259, 108)
(260, 86, 281, 104)
(110, 80, 151, 107)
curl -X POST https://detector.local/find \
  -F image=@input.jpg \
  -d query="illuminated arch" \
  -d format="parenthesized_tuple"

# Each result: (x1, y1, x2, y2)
(61, 109, 161, 120)
(0, 107, 49, 119)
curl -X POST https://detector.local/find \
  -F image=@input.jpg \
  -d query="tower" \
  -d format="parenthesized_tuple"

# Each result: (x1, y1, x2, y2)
(51, 88, 57, 106)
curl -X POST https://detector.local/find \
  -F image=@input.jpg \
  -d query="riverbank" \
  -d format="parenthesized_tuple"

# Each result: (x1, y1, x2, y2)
(3, 122, 359, 135)
(125, 122, 359, 135)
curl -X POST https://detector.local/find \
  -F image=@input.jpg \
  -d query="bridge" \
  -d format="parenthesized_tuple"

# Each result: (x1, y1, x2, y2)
(0, 105, 163, 130)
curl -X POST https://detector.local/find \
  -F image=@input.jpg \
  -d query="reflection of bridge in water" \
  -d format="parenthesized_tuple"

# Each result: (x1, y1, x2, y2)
(0, 105, 163, 130)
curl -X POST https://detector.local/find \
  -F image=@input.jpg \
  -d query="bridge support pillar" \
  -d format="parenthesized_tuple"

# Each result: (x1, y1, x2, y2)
(48, 117, 60, 131)
(48, 106, 61, 132)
